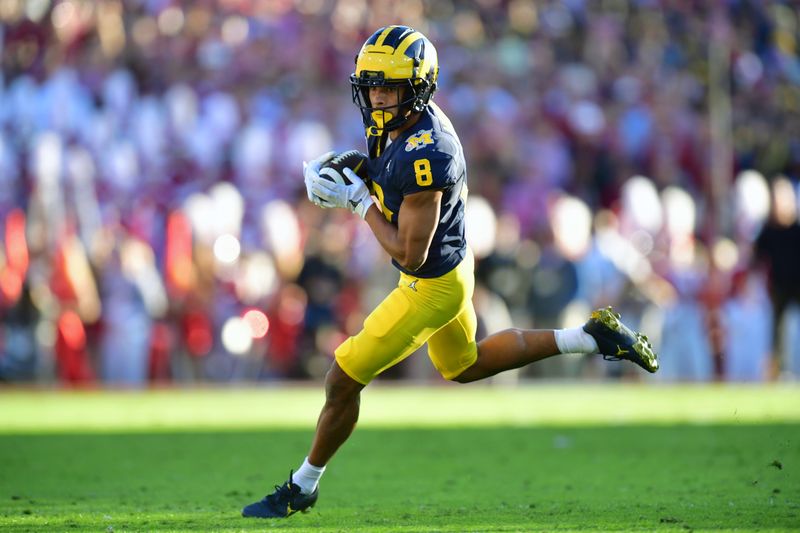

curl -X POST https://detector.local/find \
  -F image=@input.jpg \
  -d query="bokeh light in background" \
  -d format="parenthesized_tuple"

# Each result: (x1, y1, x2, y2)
(243, 309, 269, 339)
(261, 199, 303, 278)
(735, 170, 770, 238)
(465, 196, 496, 259)
(622, 177, 663, 236)
(0, 0, 798, 385)
(221, 316, 252, 356)
(662, 187, 696, 239)
(551, 195, 591, 260)
(213, 234, 241, 264)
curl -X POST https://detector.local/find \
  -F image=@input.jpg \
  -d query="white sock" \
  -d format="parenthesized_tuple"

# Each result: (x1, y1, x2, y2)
(292, 457, 326, 495)
(554, 327, 598, 354)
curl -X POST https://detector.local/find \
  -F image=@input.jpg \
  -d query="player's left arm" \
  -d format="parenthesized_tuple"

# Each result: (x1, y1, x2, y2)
(364, 189, 442, 271)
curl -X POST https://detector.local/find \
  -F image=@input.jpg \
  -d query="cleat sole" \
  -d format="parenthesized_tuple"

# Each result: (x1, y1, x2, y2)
(633, 333, 658, 372)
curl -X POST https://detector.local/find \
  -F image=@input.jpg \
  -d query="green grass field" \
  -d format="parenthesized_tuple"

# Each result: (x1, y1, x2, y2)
(1, 384, 799, 532)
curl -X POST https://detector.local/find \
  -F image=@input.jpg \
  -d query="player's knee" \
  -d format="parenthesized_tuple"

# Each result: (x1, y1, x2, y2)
(450, 362, 480, 384)
(444, 346, 482, 384)
(324, 362, 364, 406)
(450, 372, 475, 384)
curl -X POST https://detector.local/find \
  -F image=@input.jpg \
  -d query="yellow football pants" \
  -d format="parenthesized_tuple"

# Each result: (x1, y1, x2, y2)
(335, 249, 478, 384)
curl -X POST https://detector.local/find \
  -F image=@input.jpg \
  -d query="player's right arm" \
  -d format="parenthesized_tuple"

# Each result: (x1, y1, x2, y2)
(364, 189, 442, 271)
(309, 150, 446, 271)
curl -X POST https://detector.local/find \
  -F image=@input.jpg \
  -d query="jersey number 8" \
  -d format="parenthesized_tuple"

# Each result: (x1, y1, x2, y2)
(414, 158, 433, 186)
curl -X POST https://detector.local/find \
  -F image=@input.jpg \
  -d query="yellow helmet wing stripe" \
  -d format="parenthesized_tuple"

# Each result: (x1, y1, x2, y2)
(374, 26, 397, 47)
(395, 31, 423, 57)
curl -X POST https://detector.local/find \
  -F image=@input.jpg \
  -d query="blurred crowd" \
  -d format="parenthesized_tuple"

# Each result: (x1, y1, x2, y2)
(1, 0, 799, 386)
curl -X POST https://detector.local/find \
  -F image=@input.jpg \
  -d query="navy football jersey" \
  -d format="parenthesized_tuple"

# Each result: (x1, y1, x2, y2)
(365, 102, 468, 278)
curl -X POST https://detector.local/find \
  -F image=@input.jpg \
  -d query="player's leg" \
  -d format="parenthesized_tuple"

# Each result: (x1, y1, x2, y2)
(453, 327, 562, 383)
(302, 271, 471, 475)
(241, 362, 371, 519)
(426, 301, 566, 383)
(426, 250, 657, 383)
(307, 361, 364, 467)
(243, 274, 459, 519)
(241, 343, 384, 518)
(447, 306, 658, 383)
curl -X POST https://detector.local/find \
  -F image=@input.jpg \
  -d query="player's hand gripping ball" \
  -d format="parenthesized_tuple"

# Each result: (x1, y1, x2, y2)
(318, 150, 369, 185)
(311, 150, 373, 219)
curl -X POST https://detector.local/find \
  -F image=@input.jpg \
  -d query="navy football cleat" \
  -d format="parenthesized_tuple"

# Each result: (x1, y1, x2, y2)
(241, 471, 318, 519)
(583, 307, 659, 373)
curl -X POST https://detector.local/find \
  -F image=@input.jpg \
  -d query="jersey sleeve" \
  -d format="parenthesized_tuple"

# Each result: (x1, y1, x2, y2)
(393, 140, 459, 196)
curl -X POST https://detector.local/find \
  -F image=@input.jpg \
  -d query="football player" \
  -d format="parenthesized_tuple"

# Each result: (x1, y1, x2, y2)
(242, 25, 659, 519)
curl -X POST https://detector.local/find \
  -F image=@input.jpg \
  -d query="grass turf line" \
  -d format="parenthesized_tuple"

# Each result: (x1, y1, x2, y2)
(1, 384, 799, 432)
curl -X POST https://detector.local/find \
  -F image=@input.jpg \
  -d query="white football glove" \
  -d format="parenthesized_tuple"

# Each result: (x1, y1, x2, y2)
(303, 151, 336, 206)
(310, 167, 374, 219)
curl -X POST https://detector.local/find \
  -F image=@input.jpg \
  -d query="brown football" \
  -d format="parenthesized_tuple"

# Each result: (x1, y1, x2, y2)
(319, 150, 369, 185)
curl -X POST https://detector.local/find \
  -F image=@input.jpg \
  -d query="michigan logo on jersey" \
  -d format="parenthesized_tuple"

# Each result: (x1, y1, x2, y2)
(405, 129, 434, 152)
